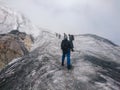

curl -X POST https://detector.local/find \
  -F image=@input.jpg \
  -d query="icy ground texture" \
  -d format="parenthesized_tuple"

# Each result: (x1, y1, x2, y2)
(0, 31, 120, 90)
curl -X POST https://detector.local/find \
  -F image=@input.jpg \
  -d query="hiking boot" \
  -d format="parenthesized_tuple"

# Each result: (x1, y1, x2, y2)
(67, 65, 72, 70)
(61, 62, 64, 66)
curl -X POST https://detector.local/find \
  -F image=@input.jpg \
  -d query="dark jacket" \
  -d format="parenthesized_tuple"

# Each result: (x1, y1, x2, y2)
(69, 41, 74, 49)
(61, 39, 73, 54)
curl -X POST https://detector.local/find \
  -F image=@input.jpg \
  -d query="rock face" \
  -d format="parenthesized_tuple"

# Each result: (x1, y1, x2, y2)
(0, 31, 120, 90)
(0, 30, 34, 69)
(0, 3, 38, 69)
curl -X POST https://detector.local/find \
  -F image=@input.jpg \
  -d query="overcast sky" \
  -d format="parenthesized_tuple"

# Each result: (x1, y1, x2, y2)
(1, 0, 120, 45)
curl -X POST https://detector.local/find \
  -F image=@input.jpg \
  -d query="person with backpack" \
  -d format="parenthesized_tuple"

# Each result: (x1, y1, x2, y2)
(69, 34, 74, 41)
(61, 34, 74, 70)
(68, 34, 74, 51)
(64, 33, 67, 39)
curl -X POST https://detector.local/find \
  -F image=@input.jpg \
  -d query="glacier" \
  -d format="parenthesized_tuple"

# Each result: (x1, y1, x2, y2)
(0, 31, 120, 90)
(0, 3, 120, 90)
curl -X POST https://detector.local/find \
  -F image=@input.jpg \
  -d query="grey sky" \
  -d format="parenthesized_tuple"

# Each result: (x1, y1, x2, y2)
(1, 0, 120, 45)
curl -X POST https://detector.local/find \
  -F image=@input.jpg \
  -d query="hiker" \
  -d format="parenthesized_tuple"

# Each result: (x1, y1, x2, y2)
(69, 34, 74, 41)
(58, 34, 61, 39)
(61, 34, 74, 70)
(64, 33, 67, 39)
(68, 34, 74, 51)
(56, 33, 58, 37)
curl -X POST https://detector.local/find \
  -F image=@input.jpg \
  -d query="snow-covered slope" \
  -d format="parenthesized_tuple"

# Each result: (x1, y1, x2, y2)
(74, 34, 120, 63)
(0, 4, 40, 37)
(0, 31, 120, 90)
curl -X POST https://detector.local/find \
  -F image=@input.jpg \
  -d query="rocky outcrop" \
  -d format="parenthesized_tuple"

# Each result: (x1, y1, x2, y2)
(0, 30, 34, 69)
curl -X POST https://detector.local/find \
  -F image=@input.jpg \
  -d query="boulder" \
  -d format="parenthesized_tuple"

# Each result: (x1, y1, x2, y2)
(0, 30, 34, 69)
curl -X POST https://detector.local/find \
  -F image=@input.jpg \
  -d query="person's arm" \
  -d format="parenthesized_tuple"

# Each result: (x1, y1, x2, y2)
(61, 40, 63, 49)
(69, 41, 74, 52)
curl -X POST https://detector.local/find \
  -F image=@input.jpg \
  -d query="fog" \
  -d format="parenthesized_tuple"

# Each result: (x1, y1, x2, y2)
(1, 0, 120, 45)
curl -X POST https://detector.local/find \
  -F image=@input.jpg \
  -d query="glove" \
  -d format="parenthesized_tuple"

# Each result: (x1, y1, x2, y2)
(71, 49, 74, 52)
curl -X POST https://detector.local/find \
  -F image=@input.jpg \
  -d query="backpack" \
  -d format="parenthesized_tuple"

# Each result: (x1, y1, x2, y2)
(71, 35, 74, 41)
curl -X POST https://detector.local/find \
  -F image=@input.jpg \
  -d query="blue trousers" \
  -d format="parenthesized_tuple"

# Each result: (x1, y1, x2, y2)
(62, 49, 71, 66)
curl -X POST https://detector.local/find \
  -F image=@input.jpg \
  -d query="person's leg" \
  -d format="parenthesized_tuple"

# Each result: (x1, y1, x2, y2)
(67, 49, 71, 69)
(62, 52, 65, 66)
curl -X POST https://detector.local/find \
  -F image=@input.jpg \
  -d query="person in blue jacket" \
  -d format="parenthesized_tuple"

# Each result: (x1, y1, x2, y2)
(61, 34, 74, 70)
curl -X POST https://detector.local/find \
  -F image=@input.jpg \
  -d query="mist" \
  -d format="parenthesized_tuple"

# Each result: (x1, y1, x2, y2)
(1, 0, 120, 45)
